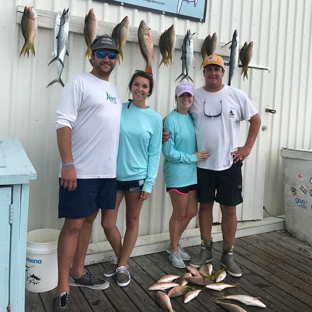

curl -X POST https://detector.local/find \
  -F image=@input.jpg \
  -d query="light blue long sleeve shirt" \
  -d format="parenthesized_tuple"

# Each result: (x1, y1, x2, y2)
(162, 110, 198, 188)
(117, 102, 162, 193)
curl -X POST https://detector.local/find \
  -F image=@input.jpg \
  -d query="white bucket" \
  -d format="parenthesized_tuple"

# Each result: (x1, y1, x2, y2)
(25, 228, 60, 293)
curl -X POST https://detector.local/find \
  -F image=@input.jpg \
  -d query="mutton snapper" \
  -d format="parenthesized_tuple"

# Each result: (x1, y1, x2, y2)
(138, 20, 154, 73)
(20, 6, 38, 57)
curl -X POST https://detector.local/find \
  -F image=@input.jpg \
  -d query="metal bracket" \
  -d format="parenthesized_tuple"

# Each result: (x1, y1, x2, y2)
(265, 108, 276, 114)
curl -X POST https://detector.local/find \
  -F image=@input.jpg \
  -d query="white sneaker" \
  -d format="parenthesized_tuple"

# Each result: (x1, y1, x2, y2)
(169, 251, 185, 269)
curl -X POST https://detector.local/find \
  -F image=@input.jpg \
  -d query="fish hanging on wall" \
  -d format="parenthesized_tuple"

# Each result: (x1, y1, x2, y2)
(47, 9, 70, 87)
(158, 24, 176, 67)
(84, 8, 97, 58)
(176, 29, 195, 82)
(20, 6, 38, 57)
(112, 16, 130, 64)
(138, 20, 154, 74)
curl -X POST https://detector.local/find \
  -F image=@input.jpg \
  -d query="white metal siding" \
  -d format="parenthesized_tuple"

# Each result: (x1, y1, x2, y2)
(1, 0, 311, 244)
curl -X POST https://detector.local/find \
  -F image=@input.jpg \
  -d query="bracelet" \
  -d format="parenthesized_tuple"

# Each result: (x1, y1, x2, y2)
(62, 162, 74, 167)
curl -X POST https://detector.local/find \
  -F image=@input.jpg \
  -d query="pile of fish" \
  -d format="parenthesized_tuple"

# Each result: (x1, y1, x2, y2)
(149, 264, 266, 311)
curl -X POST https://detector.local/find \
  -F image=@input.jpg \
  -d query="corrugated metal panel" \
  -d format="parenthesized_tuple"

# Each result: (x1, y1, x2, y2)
(1, 0, 312, 244)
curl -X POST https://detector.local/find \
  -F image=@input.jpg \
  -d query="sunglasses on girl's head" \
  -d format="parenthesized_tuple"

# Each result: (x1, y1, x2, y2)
(95, 51, 117, 60)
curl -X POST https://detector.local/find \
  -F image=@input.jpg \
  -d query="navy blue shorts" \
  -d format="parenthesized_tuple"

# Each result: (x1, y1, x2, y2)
(166, 184, 197, 195)
(197, 162, 243, 206)
(58, 178, 117, 219)
(117, 179, 145, 194)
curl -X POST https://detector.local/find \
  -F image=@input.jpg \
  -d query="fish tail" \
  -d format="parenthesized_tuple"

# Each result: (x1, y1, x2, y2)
(46, 77, 64, 88)
(175, 73, 184, 81)
(48, 56, 65, 68)
(20, 41, 35, 57)
(145, 64, 153, 74)
(85, 46, 92, 58)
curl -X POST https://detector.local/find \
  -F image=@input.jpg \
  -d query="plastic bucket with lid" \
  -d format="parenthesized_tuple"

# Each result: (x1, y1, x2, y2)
(25, 228, 60, 292)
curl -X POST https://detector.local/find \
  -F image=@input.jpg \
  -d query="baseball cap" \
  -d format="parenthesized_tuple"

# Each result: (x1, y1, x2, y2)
(175, 82, 194, 96)
(91, 36, 119, 53)
(203, 54, 225, 69)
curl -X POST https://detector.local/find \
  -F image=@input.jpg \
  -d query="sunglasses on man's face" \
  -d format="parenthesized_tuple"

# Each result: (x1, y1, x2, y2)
(95, 51, 117, 60)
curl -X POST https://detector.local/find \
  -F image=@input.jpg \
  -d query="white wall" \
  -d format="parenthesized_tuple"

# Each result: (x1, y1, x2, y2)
(1, 0, 311, 243)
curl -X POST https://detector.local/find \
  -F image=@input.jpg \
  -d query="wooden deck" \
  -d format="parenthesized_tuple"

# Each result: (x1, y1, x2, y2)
(26, 230, 312, 312)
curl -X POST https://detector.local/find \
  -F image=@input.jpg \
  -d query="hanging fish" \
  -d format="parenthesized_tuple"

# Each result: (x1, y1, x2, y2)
(138, 20, 154, 73)
(112, 16, 129, 64)
(241, 41, 253, 80)
(176, 29, 195, 82)
(20, 6, 38, 57)
(159, 24, 176, 67)
(223, 29, 239, 86)
(207, 32, 217, 56)
(155, 291, 175, 312)
(84, 8, 97, 58)
(200, 35, 211, 68)
(48, 8, 70, 68)
(239, 41, 248, 67)
(47, 11, 66, 87)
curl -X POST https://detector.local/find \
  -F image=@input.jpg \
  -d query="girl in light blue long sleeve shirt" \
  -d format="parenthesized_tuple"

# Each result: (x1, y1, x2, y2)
(102, 70, 162, 286)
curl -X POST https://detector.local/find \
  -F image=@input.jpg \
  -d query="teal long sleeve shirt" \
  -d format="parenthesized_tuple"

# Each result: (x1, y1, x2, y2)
(162, 110, 198, 188)
(117, 102, 162, 193)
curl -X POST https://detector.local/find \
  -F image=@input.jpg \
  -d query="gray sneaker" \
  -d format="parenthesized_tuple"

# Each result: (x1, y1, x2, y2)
(116, 266, 131, 287)
(220, 246, 242, 277)
(104, 256, 119, 277)
(178, 244, 191, 261)
(69, 272, 109, 290)
(169, 250, 186, 269)
(52, 293, 70, 312)
(190, 241, 213, 268)
(166, 244, 191, 261)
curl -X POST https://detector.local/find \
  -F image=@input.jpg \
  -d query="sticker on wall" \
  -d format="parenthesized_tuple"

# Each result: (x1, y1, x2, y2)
(299, 184, 308, 195)
(295, 198, 307, 209)
(290, 187, 297, 196)
(296, 173, 305, 182)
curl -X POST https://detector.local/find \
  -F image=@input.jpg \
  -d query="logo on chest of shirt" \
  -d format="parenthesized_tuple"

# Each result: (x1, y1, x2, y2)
(106, 92, 117, 104)
(228, 109, 235, 118)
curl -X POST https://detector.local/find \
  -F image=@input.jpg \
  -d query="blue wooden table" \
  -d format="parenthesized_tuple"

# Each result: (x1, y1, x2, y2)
(0, 137, 37, 312)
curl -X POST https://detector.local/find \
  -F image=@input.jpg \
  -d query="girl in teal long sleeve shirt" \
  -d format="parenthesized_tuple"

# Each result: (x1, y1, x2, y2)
(102, 70, 162, 286)
(162, 82, 209, 269)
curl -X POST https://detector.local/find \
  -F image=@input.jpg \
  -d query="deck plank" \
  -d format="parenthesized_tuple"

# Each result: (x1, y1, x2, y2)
(25, 230, 312, 312)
